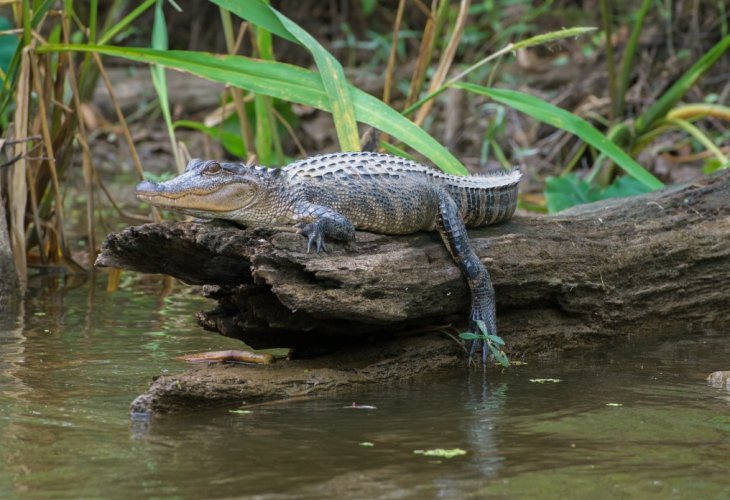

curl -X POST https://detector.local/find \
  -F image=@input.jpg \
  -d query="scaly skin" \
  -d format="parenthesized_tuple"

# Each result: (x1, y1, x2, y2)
(136, 152, 521, 363)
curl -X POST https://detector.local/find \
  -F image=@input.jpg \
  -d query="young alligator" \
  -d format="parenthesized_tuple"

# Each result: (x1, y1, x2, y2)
(136, 152, 521, 363)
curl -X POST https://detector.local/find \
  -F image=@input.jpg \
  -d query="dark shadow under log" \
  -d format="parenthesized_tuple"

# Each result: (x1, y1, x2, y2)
(98, 171, 730, 413)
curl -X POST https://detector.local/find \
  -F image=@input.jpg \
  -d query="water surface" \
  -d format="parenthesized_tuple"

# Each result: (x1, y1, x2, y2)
(1, 278, 728, 498)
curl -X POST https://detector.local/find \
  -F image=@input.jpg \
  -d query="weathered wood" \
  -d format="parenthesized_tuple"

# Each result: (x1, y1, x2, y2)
(98, 171, 730, 355)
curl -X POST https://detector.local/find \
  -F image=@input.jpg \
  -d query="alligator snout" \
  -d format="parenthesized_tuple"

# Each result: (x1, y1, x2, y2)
(135, 180, 161, 197)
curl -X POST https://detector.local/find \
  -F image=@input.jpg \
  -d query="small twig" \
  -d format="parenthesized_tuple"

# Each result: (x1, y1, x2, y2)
(92, 52, 146, 181)
(0, 134, 41, 147)
(273, 107, 307, 157)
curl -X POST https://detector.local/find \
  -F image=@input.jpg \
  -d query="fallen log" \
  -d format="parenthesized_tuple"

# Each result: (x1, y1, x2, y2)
(98, 170, 730, 413)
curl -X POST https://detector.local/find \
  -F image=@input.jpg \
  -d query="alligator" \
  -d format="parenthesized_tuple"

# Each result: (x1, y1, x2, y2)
(136, 152, 521, 363)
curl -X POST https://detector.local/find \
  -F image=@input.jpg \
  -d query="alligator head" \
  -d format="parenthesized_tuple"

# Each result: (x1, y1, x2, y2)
(135, 159, 283, 225)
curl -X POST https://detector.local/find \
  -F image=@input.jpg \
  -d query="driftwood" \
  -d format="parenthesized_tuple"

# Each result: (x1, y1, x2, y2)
(99, 171, 729, 348)
(97, 171, 730, 413)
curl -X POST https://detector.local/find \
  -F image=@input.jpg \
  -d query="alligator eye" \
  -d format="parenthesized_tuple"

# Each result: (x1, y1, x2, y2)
(203, 161, 222, 175)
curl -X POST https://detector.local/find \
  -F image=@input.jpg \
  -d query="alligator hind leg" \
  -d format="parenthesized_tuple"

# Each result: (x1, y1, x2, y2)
(435, 189, 498, 365)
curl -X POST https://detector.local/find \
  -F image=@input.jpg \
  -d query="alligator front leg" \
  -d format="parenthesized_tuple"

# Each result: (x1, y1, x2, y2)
(435, 189, 498, 365)
(293, 203, 356, 253)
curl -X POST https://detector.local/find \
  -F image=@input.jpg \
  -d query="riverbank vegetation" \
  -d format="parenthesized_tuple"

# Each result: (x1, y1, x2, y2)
(0, 0, 727, 292)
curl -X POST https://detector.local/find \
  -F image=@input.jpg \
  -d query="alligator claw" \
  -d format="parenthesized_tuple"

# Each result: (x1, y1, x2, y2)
(297, 222, 327, 253)
(306, 230, 327, 253)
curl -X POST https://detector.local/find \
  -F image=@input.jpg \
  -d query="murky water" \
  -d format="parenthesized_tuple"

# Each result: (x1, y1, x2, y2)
(1, 278, 729, 498)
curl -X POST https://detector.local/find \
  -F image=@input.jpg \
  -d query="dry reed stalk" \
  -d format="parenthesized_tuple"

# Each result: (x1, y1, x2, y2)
(29, 50, 71, 267)
(382, 0, 406, 106)
(404, 0, 440, 110)
(24, 148, 47, 267)
(9, 47, 30, 288)
(414, 0, 470, 127)
(62, 34, 98, 269)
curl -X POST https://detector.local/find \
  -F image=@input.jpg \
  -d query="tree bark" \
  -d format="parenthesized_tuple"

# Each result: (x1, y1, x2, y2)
(98, 170, 730, 355)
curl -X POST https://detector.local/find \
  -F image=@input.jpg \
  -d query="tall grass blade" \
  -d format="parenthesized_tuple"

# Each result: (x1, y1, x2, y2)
(211, 0, 361, 152)
(41, 45, 468, 175)
(209, 0, 297, 43)
(636, 34, 730, 133)
(269, 10, 360, 151)
(218, 7, 252, 159)
(150, 0, 183, 172)
(254, 23, 282, 165)
(97, 0, 156, 45)
(455, 83, 664, 189)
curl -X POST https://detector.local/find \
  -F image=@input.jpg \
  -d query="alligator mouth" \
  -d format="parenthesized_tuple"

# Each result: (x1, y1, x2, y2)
(135, 181, 240, 212)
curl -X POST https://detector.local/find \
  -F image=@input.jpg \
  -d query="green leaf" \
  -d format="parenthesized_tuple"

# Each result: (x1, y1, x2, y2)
(150, 0, 181, 172)
(599, 176, 653, 199)
(475, 319, 488, 335)
(173, 119, 245, 158)
(544, 175, 592, 212)
(459, 332, 482, 341)
(486, 334, 505, 346)
(39, 44, 468, 175)
(545, 173, 653, 212)
(212, 0, 360, 152)
(0, 17, 19, 75)
(98, 0, 156, 45)
(454, 83, 664, 190)
(210, 0, 297, 43)
(489, 346, 510, 367)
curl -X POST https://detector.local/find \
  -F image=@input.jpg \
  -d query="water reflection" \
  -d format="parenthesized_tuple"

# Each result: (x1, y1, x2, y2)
(0, 278, 729, 498)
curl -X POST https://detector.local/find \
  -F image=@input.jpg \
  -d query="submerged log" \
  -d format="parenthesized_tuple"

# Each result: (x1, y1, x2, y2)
(98, 171, 730, 413)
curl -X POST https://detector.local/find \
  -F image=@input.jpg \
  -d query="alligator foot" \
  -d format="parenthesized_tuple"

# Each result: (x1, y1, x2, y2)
(295, 222, 328, 253)
(468, 306, 499, 366)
